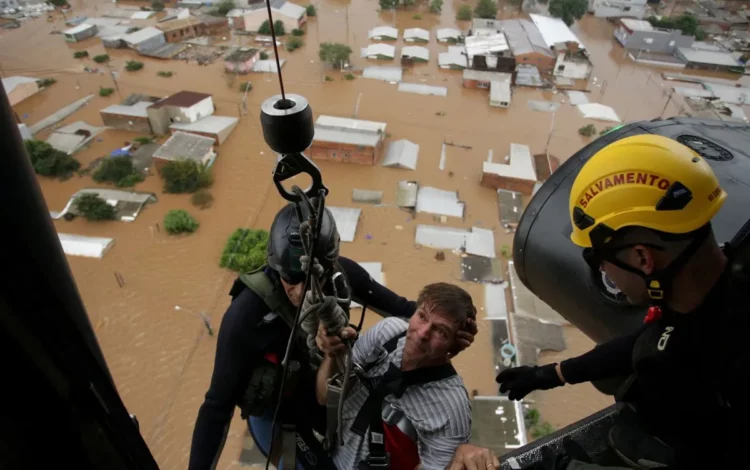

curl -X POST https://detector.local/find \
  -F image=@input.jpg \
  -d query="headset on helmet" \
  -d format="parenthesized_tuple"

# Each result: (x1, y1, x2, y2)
(267, 202, 340, 283)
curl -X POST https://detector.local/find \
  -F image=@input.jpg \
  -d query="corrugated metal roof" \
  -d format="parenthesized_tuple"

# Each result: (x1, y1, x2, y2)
(415, 225, 468, 250)
(47, 133, 87, 155)
(490, 80, 511, 106)
(498, 19, 553, 58)
(313, 115, 386, 147)
(317, 115, 386, 133)
(170, 115, 238, 134)
(352, 189, 383, 204)
(276, 1, 306, 19)
(484, 284, 507, 319)
(253, 59, 286, 72)
(397, 83, 446, 97)
(404, 27, 429, 42)
(361, 43, 395, 58)
(362, 66, 403, 82)
(122, 26, 164, 45)
(439, 49, 467, 69)
(153, 131, 215, 160)
(368, 26, 398, 39)
(482, 143, 536, 181)
(677, 47, 741, 66)
(516, 65, 544, 87)
(64, 23, 96, 35)
(465, 33, 509, 58)
(529, 13, 584, 49)
(401, 46, 429, 61)
(1, 76, 37, 94)
(327, 206, 361, 242)
(620, 18, 653, 31)
(416, 186, 465, 218)
(497, 189, 523, 224)
(577, 103, 622, 122)
(396, 180, 418, 208)
(437, 28, 461, 41)
(150, 90, 212, 109)
(100, 101, 153, 117)
(382, 139, 419, 170)
(59, 233, 114, 259)
(566, 90, 589, 105)
(465, 227, 496, 258)
(463, 69, 511, 82)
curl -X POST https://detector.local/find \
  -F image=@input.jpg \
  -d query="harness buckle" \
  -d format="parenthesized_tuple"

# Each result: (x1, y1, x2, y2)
(363, 452, 390, 469)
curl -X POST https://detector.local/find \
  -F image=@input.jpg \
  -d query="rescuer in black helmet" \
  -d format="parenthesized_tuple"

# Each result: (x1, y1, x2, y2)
(188, 202, 477, 470)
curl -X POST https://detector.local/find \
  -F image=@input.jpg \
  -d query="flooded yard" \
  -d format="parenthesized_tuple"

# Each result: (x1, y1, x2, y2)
(2, 1, 747, 468)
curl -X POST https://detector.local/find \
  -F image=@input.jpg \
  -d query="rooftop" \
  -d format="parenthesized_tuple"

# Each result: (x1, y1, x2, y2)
(2, 76, 37, 94)
(100, 101, 153, 117)
(439, 48, 468, 68)
(225, 47, 260, 62)
(361, 43, 396, 58)
(64, 23, 95, 35)
(169, 115, 239, 134)
(529, 13, 585, 50)
(401, 45, 429, 61)
(368, 25, 398, 39)
(150, 90, 212, 109)
(122, 26, 164, 44)
(247, 0, 305, 19)
(157, 17, 203, 33)
(382, 139, 419, 170)
(153, 131, 215, 160)
(482, 143, 537, 181)
(463, 69, 512, 82)
(472, 18, 503, 35)
(404, 27, 429, 41)
(313, 115, 387, 147)
(437, 28, 462, 40)
(465, 33, 509, 58)
(678, 47, 742, 67)
(498, 19, 553, 57)
(620, 18, 654, 32)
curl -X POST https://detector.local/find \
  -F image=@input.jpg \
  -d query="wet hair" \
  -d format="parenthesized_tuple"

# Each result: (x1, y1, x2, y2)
(416, 282, 476, 327)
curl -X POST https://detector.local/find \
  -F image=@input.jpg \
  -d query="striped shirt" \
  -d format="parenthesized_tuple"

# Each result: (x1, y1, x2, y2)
(332, 317, 471, 470)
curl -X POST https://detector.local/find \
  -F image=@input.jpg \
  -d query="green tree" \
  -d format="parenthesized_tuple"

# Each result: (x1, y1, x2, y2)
(160, 160, 213, 194)
(260, 51, 269, 60)
(220, 228, 270, 272)
(474, 0, 497, 19)
(73, 50, 88, 59)
(24, 140, 80, 178)
(164, 210, 199, 235)
(258, 19, 285, 35)
(578, 124, 596, 137)
(379, 0, 397, 9)
(286, 36, 304, 51)
(74, 193, 116, 221)
(99, 87, 115, 97)
(292, 28, 305, 36)
(215, 0, 234, 15)
(456, 4, 472, 20)
(49, 0, 68, 6)
(548, 0, 587, 26)
(429, 0, 443, 13)
(125, 60, 144, 71)
(93, 157, 136, 184)
(319, 42, 353, 68)
(531, 422, 555, 439)
(306, 4, 316, 16)
(647, 14, 704, 39)
(151, 0, 164, 11)
(402, 0, 415, 7)
(93, 54, 110, 63)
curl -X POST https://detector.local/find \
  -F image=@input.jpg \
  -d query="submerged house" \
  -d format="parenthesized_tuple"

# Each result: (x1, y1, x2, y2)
(404, 28, 429, 43)
(224, 47, 261, 74)
(146, 91, 215, 134)
(401, 46, 429, 63)
(310, 115, 387, 166)
(152, 131, 216, 172)
(530, 13, 592, 80)
(465, 33, 515, 72)
(437, 28, 462, 44)
(361, 43, 396, 60)
(368, 26, 398, 41)
(63, 23, 97, 42)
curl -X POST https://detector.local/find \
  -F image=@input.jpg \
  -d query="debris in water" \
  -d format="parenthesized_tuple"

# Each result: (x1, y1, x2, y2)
(435, 250, 445, 261)
(435, 111, 446, 116)
(365, 234, 373, 240)
(448, 171, 454, 177)
(395, 225, 403, 230)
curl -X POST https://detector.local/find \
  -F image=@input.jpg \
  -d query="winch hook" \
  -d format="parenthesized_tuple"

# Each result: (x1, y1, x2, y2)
(260, 94, 329, 202)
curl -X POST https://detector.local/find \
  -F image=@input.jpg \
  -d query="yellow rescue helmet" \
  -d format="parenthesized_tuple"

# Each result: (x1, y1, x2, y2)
(569, 135, 726, 248)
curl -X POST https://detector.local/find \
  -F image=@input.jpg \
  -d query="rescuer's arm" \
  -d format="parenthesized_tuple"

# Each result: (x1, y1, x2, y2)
(559, 327, 644, 384)
(188, 288, 272, 470)
(314, 323, 356, 405)
(339, 256, 417, 318)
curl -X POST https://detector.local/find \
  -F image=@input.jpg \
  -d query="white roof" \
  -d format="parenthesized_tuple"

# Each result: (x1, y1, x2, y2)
(131, 11, 155, 20)
(351, 262, 383, 308)
(382, 139, 419, 170)
(47, 133, 87, 155)
(490, 80, 511, 105)
(566, 90, 589, 105)
(327, 206, 361, 242)
(368, 26, 398, 39)
(401, 45, 429, 61)
(227, 8, 248, 17)
(253, 59, 286, 72)
(529, 13, 584, 49)
(361, 43, 395, 58)
(416, 186, 465, 218)
(463, 69, 511, 82)
(64, 23, 95, 35)
(678, 47, 741, 67)
(577, 103, 622, 122)
(153, 131, 215, 160)
(621, 18, 653, 31)
(362, 66, 402, 82)
(169, 115, 238, 134)
(482, 143, 536, 181)
(439, 50, 467, 68)
(437, 28, 461, 41)
(484, 284, 507, 319)
(2, 76, 37, 93)
(122, 26, 163, 45)
(314, 115, 386, 147)
(465, 33, 509, 57)
(397, 83, 447, 97)
(101, 101, 153, 117)
(277, 1, 306, 19)
(404, 27, 429, 41)
(414, 225, 494, 257)
(59, 233, 114, 259)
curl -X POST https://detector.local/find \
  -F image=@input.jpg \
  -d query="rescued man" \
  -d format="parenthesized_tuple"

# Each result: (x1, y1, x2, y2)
(316, 282, 479, 470)
(497, 135, 750, 469)
(188, 202, 478, 470)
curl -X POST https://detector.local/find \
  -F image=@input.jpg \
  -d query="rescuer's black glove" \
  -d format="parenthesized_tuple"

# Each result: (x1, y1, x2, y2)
(496, 364, 563, 401)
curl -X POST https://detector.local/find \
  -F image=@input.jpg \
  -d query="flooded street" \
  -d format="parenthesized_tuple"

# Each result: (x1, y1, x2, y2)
(2, 1, 746, 467)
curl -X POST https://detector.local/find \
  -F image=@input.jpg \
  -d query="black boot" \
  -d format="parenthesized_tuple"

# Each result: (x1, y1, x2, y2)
(608, 425, 675, 469)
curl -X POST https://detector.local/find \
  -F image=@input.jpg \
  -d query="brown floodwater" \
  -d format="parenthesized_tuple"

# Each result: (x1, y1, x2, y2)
(2, 2, 747, 468)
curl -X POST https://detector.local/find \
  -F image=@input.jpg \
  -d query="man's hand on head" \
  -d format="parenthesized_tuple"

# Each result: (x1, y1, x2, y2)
(315, 323, 356, 357)
(451, 317, 478, 358)
(447, 444, 499, 470)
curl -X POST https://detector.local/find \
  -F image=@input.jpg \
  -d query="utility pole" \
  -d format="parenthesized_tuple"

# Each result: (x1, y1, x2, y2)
(106, 62, 122, 99)
(660, 87, 675, 118)
(353, 92, 362, 118)
(545, 109, 556, 160)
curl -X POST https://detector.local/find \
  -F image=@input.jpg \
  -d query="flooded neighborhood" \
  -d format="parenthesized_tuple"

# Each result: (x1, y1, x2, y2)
(3, 0, 750, 466)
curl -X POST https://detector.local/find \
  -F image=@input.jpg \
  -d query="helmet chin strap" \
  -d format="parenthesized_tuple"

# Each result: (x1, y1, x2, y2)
(606, 224, 711, 307)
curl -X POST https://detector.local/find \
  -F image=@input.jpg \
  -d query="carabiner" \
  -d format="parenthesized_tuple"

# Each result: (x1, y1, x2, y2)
(273, 153, 329, 202)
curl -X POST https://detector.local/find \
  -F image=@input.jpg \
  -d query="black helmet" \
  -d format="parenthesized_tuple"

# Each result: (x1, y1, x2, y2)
(267, 202, 340, 284)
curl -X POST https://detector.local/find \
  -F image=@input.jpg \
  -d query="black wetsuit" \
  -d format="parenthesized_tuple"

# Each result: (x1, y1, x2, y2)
(559, 266, 749, 467)
(188, 257, 416, 470)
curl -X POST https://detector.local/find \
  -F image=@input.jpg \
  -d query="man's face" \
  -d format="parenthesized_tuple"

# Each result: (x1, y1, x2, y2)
(280, 278, 304, 307)
(404, 303, 461, 365)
